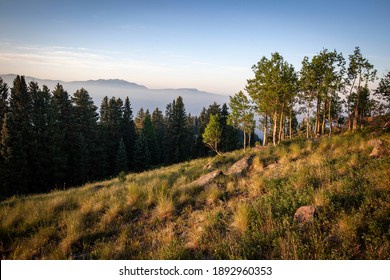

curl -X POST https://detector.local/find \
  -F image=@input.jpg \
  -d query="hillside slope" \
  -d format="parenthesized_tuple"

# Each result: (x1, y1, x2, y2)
(0, 131, 389, 260)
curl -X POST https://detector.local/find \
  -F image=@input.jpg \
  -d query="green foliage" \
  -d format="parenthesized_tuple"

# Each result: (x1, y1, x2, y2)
(115, 138, 128, 174)
(202, 114, 222, 155)
(375, 71, 390, 112)
(347, 47, 377, 130)
(164, 96, 192, 164)
(227, 91, 254, 151)
(246, 52, 297, 145)
(117, 171, 127, 184)
(133, 132, 151, 170)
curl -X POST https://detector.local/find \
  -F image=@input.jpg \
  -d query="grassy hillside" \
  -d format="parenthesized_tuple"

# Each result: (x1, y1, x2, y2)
(0, 130, 389, 260)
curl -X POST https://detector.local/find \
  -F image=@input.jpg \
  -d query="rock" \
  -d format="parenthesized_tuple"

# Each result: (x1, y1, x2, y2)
(294, 205, 316, 224)
(226, 154, 254, 176)
(191, 170, 223, 187)
(265, 162, 278, 169)
(370, 146, 384, 158)
(204, 161, 222, 170)
(368, 139, 385, 158)
(367, 139, 383, 147)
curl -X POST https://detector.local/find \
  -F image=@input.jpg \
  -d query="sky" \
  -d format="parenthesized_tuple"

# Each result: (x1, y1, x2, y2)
(0, 0, 389, 95)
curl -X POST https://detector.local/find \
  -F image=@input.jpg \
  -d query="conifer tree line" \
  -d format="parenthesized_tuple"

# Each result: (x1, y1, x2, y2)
(0, 76, 241, 198)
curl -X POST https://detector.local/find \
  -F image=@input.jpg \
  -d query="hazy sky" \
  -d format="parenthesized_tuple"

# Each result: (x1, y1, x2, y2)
(0, 0, 389, 95)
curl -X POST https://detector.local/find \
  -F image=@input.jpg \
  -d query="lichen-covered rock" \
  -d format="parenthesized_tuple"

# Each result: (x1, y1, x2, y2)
(294, 205, 316, 224)
(226, 154, 254, 176)
(367, 139, 383, 147)
(190, 170, 223, 187)
(368, 139, 385, 158)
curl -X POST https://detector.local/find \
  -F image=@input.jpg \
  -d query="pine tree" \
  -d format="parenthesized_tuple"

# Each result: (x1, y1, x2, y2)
(164, 96, 191, 163)
(151, 107, 165, 164)
(115, 138, 128, 174)
(72, 88, 98, 184)
(0, 113, 12, 197)
(133, 132, 150, 170)
(121, 97, 137, 170)
(135, 107, 146, 130)
(0, 77, 8, 127)
(1, 76, 32, 194)
(142, 111, 158, 165)
(0, 77, 9, 197)
(51, 83, 76, 187)
(220, 103, 239, 152)
(29, 82, 54, 192)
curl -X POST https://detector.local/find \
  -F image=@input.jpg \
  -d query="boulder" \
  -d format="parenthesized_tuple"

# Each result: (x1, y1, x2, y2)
(191, 170, 223, 188)
(368, 139, 385, 158)
(367, 139, 383, 147)
(294, 205, 316, 224)
(226, 154, 254, 176)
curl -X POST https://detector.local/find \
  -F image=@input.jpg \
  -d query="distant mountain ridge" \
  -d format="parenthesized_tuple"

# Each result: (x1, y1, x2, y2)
(74, 78, 148, 89)
(1, 74, 229, 115)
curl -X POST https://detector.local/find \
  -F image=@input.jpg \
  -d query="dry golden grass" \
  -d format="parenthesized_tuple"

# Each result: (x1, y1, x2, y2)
(1, 130, 389, 260)
(206, 184, 224, 205)
(154, 194, 175, 219)
(251, 155, 264, 172)
(313, 188, 330, 207)
(289, 143, 302, 160)
(231, 202, 250, 234)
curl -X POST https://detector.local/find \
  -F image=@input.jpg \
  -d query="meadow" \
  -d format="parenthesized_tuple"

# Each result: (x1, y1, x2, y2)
(0, 130, 389, 260)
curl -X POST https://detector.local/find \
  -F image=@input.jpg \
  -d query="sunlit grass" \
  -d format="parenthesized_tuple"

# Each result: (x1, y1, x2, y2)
(0, 130, 389, 260)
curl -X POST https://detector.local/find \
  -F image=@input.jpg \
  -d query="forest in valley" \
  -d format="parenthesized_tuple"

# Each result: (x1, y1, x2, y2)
(0, 46, 389, 198)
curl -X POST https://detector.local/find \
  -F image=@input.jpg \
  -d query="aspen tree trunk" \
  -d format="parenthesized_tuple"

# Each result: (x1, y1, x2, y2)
(243, 129, 246, 152)
(315, 97, 320, 137)
(278, 110, 284, 144)
(289, 109, 292, 139)
(314, 98, 320, 137)
(353, 73, 362, 131)
(348, 77, 356, 131)
(328, 97, 332, 137)
(322, 99, 326, 135)
(263, 114, 268, 146)
(273, 111, 278, 146)
(307, 98, 311, 138)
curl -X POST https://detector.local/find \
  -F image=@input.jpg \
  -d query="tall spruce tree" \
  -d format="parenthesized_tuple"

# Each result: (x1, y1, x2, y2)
(1, 76, 32, 194)
(220, 103, 239, 152)
(133, 132, 150, 170)
(0, 77, 8, 127)
(0, 78, 9, 197)
(71, 88, 98, 184)
(121, 97, 137, 170)
(142, 111, 158, 165)
(29, 82, 55, 192)
(115, 138, 128, 174)
(51, 83, 76, 187)
(151, 107, 165, 164)
(164, 96, 191, 163)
